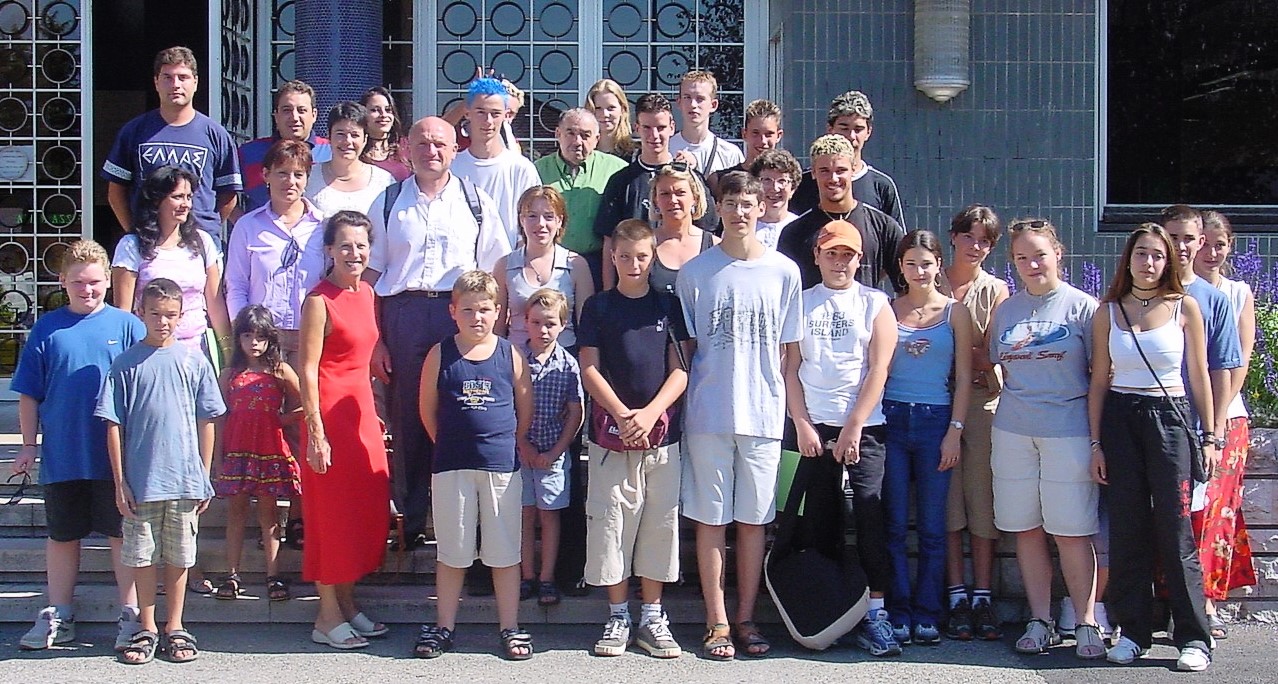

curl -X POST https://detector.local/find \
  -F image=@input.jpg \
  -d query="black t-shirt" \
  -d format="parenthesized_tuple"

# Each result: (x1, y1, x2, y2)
(577, 288, 690, 445)
(790, 164, 907, 229)
(776, 203, 905, 293)
(707, 161, 747, 200)
(594, 159, 720, 239)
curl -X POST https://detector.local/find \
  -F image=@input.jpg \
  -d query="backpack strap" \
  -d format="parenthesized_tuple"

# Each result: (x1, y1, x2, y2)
(381, 179, 404, 227)
(459, 177, 485, 262)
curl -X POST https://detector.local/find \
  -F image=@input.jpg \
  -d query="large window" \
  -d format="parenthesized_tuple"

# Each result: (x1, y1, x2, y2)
(1106, 1, 1278, 217)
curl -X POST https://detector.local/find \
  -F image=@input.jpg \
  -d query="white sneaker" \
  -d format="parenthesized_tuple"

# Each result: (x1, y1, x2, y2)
(1177, 646, 1211, 672)
(19, 607, 75, 650)
(594, 615, 632, 657)
(1094, 601, 1118, 642)
(1058, 596, 1077, 636)
(1106, 636, 1149, 664)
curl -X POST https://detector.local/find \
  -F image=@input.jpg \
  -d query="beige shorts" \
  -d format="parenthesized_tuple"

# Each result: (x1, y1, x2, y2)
(121, 499, 200, 568)
(681, 433, 781, 526)
(991, 427, 1098, 537)
(584, 441, 681, 586)
(946, 389, 1000, 540)
(431, 469, 522, 569)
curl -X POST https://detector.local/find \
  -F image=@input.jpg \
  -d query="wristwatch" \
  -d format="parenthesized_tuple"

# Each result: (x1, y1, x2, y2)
(949, 420, 965, 430)
(1200, 432, 1225, 449)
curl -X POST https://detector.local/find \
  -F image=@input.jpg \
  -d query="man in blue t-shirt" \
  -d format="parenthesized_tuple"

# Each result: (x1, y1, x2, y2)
(1160, 205, 1243, 459)
(102, 46, 242, 244)
(10, 241, 146, 652)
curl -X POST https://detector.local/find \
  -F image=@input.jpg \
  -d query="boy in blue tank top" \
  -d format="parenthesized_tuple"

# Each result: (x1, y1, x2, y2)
(416, 270, 537, 661)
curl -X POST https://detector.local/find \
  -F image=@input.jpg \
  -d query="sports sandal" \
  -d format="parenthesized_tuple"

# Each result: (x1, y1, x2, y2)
(413, 625, 453, 658)
(187, 577, 214, 595)
(701, 623, 735, 661)
(117, 630, 159, 665)
(537, 581, 561, 607)
(1074, 623, 1106, 660)
(266, 575, 290, 602)
(500, 627, 534, 661)
(1015, 618, 1062, 654)
(214, 573, 243, 600)
(164, 630, 199, 663)
(519, 579, 536, 601)
(732, 620, 771, 657)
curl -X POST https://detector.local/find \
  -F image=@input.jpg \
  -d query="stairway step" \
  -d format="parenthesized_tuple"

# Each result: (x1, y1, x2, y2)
(0, 582, 783, 625)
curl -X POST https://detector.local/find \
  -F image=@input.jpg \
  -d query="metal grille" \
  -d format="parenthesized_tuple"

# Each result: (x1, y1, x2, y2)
(219, 0, 256, 145)
(0, 0, 86, 372)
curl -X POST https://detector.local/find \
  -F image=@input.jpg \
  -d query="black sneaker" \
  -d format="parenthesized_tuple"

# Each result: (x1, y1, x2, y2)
(946, 598, 974, 640)
(972, 600, 1003, 641)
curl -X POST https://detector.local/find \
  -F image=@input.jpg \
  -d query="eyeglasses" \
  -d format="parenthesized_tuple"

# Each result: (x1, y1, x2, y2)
(1009, 220, 1050, 232)
(273, 236, 301, 277)
(4, 472, 31, 506)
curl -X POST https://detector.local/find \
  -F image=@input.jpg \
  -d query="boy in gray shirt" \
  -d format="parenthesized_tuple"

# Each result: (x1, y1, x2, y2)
(96, 278, 226, 664)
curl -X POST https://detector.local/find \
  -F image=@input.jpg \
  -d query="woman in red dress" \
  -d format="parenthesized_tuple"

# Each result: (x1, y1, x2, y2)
(298, 210, 390, 649)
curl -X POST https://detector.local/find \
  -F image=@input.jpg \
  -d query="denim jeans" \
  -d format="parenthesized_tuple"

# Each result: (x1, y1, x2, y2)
(882, 399, 953, 627)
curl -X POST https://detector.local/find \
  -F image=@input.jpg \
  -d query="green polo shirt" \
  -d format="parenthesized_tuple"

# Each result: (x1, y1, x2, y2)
(535, 150, 628, 254)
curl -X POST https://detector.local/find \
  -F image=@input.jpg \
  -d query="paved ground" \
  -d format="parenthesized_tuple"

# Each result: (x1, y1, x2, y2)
(2, 622, 1276, 683)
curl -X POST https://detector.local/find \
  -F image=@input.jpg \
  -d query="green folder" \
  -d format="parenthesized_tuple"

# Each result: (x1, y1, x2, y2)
(774, 449, 807, 515)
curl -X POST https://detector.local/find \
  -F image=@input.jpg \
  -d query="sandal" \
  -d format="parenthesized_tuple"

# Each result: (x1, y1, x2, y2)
(215, 573, 243, 601)
(1209, 614, 1229, 640)
(1015, 618, 1062, 654)
(701, 623, 735, 661)
(500, 627, 534, 661)
(350, 611, 389, 638)
(164, 629, 199, 663)
(117, 630, 159, 665)
(266, 575, 290, 602)
(519, 579, 536, 601)
(537, 581, 560, 607)
(312, 622, 368, 650)
(1075, 623, 1106, 660)
(187, 577, 214, 595)
(413, 625, 453, 658)
(285, 518, 304, 551)
(732, 620, 771, 658)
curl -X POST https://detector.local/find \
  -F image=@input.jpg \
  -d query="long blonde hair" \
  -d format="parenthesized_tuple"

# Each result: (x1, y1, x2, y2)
(586, 79, 634, 158)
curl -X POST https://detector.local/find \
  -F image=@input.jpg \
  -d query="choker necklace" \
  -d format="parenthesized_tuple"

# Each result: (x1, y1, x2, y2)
(1132, 292, 1157, 307)
(1131, 283, 1158, 292)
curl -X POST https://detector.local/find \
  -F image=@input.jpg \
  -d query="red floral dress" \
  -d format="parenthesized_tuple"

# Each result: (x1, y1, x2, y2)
(1191, 417, 1257, 599)
(214, 369, 301, 498)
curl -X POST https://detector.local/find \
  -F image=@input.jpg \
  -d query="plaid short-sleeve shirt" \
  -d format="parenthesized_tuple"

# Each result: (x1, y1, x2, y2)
(526, 342, 584, 452)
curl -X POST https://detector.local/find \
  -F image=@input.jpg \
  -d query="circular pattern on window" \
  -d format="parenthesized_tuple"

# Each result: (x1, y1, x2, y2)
(0, 97, 27, 133)
(0, 193, 29, 228)
(275, 0, 295, 37)
(442, 49, 479, 86)
(0, 241, 29, 276)
(490, 2, 526, 38)
(538, 50, 573, 86)
(40, 192, 77, 227)
(41, 241, 70, 276)
(39, 146, 76, 182)
(606, 3, 643, 39)
(441, 1, 478, 37)
(656, 2, 693, 39)
(41, 97, 76, 132)
(0, 288, 32, 327)
(606, 50, 643, 88)
(491, 50, 526, 84)
(0, 47, 29, 87)
(0, 1, 30, 38)
(539, 2, 573, 38)
(40, 47, 76, 84)
(537, 98, 571, 133)
(38, 1, 78, 38)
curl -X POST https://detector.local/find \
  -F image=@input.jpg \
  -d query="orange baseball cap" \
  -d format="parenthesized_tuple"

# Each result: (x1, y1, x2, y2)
(815, 220, 863, 254)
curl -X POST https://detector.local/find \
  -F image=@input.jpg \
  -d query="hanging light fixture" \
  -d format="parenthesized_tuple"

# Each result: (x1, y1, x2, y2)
(913, 0, 971, 103)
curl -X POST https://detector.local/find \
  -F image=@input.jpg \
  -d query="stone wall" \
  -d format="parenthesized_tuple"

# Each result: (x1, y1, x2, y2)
(1235, 428, 1278, 622)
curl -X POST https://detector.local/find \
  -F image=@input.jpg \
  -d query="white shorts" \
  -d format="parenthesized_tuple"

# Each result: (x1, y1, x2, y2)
(584, 441, 681, 586)
(680, 433, 782, 526)
(431, 469, 523, 569)
(991, 427, 1098, 537)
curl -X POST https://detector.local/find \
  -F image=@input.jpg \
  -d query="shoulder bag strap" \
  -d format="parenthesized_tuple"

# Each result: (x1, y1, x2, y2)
(1115, 299, 1201, 446)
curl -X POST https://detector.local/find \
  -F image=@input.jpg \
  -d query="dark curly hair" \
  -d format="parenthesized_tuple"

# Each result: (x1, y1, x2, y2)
(229, 304, 283, 374)
(134, 166, 206, 262)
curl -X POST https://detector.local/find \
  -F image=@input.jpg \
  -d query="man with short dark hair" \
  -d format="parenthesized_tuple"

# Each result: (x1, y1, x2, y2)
(790, 91, 905, 227)
(595, 93, 718, 288)
(103, 46, 242, 245)
(235, 79, 332, 216)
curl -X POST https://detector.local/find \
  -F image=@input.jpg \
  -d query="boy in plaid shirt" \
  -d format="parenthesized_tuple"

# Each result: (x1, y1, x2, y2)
(519, 288, 584, 606)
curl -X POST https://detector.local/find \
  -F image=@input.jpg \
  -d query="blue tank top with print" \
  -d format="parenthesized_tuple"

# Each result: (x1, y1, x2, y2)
(433, 336, 518, 474)
(884, 302, 955, 405)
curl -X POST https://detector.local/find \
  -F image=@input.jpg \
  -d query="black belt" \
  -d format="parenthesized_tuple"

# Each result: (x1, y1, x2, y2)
(392, 290, 450, 299)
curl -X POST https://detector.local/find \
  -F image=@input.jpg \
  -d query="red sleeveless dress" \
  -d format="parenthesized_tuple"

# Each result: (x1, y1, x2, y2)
(301, 279, 390, 585)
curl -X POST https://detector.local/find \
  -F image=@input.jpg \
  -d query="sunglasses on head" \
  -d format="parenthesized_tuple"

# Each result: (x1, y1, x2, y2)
(1009, 220, 1050, 231)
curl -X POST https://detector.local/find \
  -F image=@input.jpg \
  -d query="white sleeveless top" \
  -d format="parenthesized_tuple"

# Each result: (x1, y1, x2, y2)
(505, 244, 577, 348)
(1216, 277, 1252, 419)
(305, 162, 396, 217)
(1108, 300, 1185, 396)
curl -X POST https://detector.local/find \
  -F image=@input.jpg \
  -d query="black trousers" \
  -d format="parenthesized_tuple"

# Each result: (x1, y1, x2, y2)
(1101, 391, 1211, 651)
(784, 422, 892, 593)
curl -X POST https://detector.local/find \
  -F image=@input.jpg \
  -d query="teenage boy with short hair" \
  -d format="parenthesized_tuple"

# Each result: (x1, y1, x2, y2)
(596, 93, 718, 288)
(96, 278, 226, 664)
(415, 271, 537, 660)
(676, 171, 802, 660)
(748, 148, 802, 251)
(452, 77, 542, 245)
(13, 240, 147, 652)
(778, 135, 905, 292)
(790, 91, 905, 227)
(580, 219, 691, 658)
(670, 71, 746, 176)
(708, 99, 785, 198)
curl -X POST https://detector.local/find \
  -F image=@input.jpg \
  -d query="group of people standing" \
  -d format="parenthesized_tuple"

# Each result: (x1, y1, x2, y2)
(9, 44, 1255, 672)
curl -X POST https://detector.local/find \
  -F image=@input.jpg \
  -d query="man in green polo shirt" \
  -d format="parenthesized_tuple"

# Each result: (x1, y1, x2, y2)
(535, 108, 627, 291)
